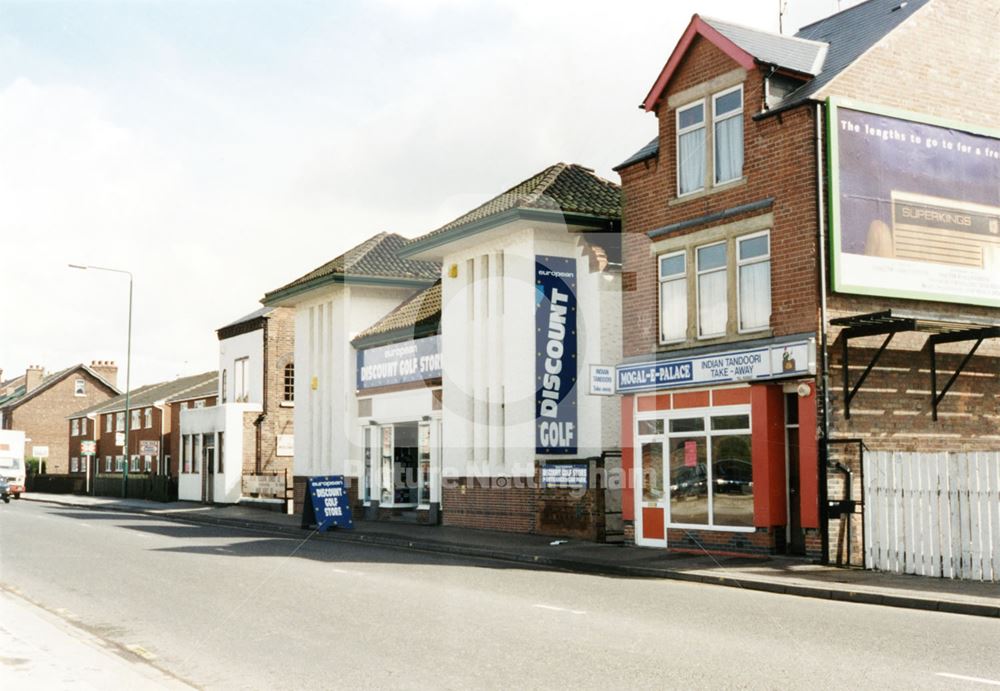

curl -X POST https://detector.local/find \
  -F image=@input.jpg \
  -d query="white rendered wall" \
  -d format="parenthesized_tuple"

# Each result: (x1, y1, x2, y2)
(440, 223, 621, 479)
(218, 328, 264, 404)
(178, 402, 260, 503)
(292, 283, 425, 478)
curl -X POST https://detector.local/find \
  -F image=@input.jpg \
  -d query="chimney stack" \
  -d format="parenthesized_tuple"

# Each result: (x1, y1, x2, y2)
(90, 360, 119, 388)
(24, 365, 45, 393)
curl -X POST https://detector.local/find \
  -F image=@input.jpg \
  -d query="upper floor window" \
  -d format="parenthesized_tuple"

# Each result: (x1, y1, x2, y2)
(658, 252, 687, 344)
(737, 232, 771, 332)
(116, 411, 125, 431)
(80, 418, 86, 436)
(106, 414, 112, 433)
(234, 357, 249, 402)
(131, 409, 141, 430)
(283, 363, 295, 403)
(676, 101, 706, 196)
(71, 419, 79, 436)
(144, 407, 153, 429)
(696, 242, 728, 338)
(658, 228, 771, 345)
(221, 369, 228, 403)
(713, 86, 744, 185)
(74, 379, 86, 396)
(676, 85, 744, 197)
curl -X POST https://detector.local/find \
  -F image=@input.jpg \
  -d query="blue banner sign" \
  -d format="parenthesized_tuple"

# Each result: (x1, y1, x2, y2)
(356, 335, 442, 390)
(541, 463, 588, 489)
(616, 340, 815, 394)
(302, 475, 354, 531)
(535, 256, 578, 455)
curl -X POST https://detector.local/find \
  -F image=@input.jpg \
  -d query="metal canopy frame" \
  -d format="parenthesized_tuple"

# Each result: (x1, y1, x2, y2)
(830, 310, 1000, 420)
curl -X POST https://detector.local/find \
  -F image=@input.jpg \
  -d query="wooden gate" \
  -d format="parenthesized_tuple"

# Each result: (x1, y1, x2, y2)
(863, 451, 1000, 581)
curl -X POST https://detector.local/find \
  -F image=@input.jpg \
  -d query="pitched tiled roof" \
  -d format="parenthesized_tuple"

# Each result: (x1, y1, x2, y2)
(702, 17, 827, 76)
(620, 0, 930, 169)
(263, 232, 440, 304)
(0, 364, 118, 410)
(164, 375, 218, 403)
(352, 281, 441, 346)
(402, 163, 621, 255)
(218, 306, 274, 332)
(614, 137, 660, 171)
(787, 0, 930, 107)
(72, 371, 218, 417)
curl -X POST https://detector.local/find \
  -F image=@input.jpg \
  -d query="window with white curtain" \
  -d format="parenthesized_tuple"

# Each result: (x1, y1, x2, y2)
(71, 419, 79, 436)
(697, 242, 727, 338)
(658, 252, 687, 343)
(738, 231, 771, 332)
(713, 86, 743, 185)
(676, 101, 706, 196)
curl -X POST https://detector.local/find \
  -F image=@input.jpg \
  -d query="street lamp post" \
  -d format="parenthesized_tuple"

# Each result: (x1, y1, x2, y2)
(69, 264, 133, 499)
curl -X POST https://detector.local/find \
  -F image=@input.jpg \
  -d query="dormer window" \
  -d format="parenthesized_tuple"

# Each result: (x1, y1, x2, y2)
(676, 85, 744, 197)
(677, 101, 706, 196)
(713, 86, 743, 185)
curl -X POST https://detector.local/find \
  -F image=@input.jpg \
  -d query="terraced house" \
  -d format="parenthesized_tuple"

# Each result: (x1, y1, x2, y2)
(615, 0, 1000, 579)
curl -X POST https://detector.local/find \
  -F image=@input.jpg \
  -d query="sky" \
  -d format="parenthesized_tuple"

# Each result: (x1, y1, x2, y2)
(0, 0, 856, 389)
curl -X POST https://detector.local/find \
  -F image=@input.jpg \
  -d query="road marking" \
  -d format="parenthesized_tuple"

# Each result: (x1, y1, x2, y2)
(937, 673, 1000, 686)
(214, 547, 235, 554)
(125, 644, 158, 661)
(533, 604, 586, 615)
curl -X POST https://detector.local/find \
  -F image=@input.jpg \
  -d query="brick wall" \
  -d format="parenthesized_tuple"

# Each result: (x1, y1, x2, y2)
(9, 368, 117, 474)
(442, 477, 537, 533)
(259, 307, 295, 476)
(620, 36, 821, 360)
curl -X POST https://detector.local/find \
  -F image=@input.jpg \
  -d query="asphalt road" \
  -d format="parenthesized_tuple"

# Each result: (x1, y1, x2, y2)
(2, 501, 1000, 690)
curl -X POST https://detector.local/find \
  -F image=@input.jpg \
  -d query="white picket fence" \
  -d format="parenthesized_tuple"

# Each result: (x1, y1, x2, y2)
(863, 451, 1000, 581)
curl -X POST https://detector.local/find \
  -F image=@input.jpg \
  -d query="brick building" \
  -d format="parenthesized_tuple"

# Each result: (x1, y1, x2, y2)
(68, 371, 217, 483)
(614, 0, 1000, 562)
(175, 306, 294, 504)
(0, 361, 119, 474)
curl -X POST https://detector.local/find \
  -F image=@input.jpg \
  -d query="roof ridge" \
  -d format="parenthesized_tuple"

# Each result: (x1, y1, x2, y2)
(341, 231, 392, 272)
(520, 162, 570, 206)
(701, 15, 828, 47)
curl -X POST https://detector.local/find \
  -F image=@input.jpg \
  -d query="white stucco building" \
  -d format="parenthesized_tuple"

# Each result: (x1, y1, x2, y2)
(262, 233, 440, 508)
(399, 163, 623, 537)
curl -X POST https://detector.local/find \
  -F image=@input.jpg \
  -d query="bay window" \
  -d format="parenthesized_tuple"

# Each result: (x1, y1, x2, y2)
(658, 252, 687, 343)
(696, 242, 727, 338)
(737, 231, 771, 332)
(713, 86, 744, 184)
(676, 101, 706, 196)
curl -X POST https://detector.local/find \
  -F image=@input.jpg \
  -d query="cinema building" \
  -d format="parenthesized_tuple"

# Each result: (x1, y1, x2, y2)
(399, 163, 624, 539)
(616, 0, 1000, 573)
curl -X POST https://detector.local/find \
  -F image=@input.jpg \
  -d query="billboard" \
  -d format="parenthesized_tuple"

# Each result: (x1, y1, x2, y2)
(535, 256, 578, 455)
(828, 98, 1000, 307)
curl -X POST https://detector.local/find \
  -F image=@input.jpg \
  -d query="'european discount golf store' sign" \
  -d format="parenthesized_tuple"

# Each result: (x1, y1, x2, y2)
(616, 340, 815, 394)
(356, 335, 442, 390)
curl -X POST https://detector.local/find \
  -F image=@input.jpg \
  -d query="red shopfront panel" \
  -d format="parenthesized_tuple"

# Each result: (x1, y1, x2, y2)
(642, 507, 665, 540)
(621, 395, 634, 522)
(750, 384, 786, 527)
(797, 384, 820, 529)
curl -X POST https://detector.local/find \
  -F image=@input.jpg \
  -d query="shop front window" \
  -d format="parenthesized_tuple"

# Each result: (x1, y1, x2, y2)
(363, 427, 372, 504)
(418, 423, 431, 506)
(641, 407, 754, 531)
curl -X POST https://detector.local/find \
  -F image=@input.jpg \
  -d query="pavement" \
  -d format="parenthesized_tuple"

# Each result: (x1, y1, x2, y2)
(0, 588, 190, 689)
(18, 492, 1000, 619)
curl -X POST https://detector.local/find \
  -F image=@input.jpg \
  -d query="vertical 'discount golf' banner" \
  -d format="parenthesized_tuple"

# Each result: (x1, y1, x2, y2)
(535, 256, 577, 455)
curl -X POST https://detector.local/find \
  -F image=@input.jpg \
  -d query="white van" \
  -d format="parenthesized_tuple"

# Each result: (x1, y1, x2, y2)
(0, 430, 26, 498)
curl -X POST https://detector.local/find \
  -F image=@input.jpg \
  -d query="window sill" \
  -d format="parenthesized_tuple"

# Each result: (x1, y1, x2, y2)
(669, 176, 747, 207)
(668, 522, 756, 533)
(279, 401, 295, 408)
(657, 329, 773, 354)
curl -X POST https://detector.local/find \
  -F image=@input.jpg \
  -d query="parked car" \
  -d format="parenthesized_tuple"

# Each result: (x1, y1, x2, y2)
(0, 477, 12, 504)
